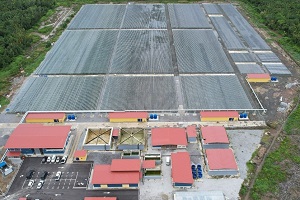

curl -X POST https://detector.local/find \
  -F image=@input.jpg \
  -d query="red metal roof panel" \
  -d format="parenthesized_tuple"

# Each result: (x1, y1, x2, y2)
(4, 124, 71, 149)
(206, 149, 238, 170)
(112, 129, 119, 137)
(247, 73, 270, 79)
(6, 151, 21, 157)
(109, 112, 148, 119)
(84, 198, 117, 200)
(74, 150, 87, 157)
(200, 111, 239, 118)
(142, 160, 156, 169)
(26, 112, 65, 120)
(91, 165, 140, 184)
(171, 152, 193, 184)
(186, 125, 197, 137)
(151, 128, 187, 146)
(201, 126, 229, 144)
(111, 159, 141, 172)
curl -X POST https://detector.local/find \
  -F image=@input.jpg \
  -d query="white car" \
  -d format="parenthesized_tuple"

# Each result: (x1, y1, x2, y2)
(55, 156, 60, 163)
(46, 156, 51, 163)
(28, 180, 35, 188)
(51, 155, 56, 163)
(55, 171, 62, 181)
(36, 180, 44, 189)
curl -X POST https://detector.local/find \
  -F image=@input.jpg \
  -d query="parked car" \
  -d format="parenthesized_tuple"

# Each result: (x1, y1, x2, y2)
(55, 171, 62, 181)
(40, 171, 48, 180)
(41, 156, 47, 163)
(55, 156, 60, 163)
(46, 156, 51, 163)
(60, 155, 68, 164)
(37, 180, 44, 189)
(26, 170, 35, 179)
(28, 179, 35, 188)
(51, 155, 56, 163)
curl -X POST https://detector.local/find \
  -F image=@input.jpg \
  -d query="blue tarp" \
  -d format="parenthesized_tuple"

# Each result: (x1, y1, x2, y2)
(0, 161, 6, 168)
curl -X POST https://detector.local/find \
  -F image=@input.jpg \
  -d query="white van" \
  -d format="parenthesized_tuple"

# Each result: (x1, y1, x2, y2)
(166, 156, 171, 166)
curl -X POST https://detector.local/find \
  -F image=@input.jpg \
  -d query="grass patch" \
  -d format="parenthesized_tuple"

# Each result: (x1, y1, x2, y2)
(250, 137, 300, 199)
(284, 103, 300, 135)
(38, 26, 53, 35)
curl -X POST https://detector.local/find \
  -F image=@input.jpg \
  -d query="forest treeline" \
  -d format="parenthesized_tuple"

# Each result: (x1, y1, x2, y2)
(242, 0, 300, 46)
(0, 0, 55, 69)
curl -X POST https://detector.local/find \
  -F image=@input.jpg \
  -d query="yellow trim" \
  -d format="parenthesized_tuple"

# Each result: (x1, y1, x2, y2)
(247, 78, 270, 83)
(201, 117, 238, 122)
(101, 184, 108, 188)
(123, 184, 129, 188)
(109, 118, 147, 123)
(25, 116, 66, 123)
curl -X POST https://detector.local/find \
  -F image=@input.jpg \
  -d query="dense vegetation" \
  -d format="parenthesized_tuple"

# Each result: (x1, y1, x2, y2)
(250, 137, 300, 199)
(240, 0, 300, 62)
(284, 101, 300, 135)
(0, 0, 55, 69)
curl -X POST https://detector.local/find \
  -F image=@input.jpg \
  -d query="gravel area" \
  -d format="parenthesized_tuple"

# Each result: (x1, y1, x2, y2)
(227, 129, 263, 179)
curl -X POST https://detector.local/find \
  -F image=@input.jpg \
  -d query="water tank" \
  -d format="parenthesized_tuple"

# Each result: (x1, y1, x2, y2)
(67, 115, 72, 120)
(240, 114, 244, 118)
(149, 114, 154, 119)
(243, 113, 248, 118)
(71, 115, 75, 120)
(153, 114, 158, 119)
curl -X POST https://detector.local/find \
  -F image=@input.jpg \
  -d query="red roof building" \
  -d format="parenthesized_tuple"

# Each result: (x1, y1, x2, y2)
(112, 129, 119, 137)
(247, 73, 270, 79)
(108, 112, 148, 122)
(142, 160, 156, 169)
(151, 128, 187, 148)
(25, 112, 65, 123)
(205, 149, 238, 176)
(111, 159, 141, 172)
(186, 125, 197, 143)
(171, 152, 193, 187)
(84, 198, 117, 200)
(91, 165, 140, 185)
(5, 124, 71, 149)
(201, 126, 229, 149)
(200, 111, 239, 122)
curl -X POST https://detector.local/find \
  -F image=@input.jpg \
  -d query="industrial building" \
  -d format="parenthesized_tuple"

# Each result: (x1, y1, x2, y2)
(25, 112, 66, 123)
(117, 128, 145, 150)
(74, 150, 88, 161)
(5, 124, 71, 155)
(171, 152, 193, 188)
(151, 128, 187, 149)
(142, 160, 161, 179)
(200, 111, 239, 122)
(108, 112, 148, 123)
(83, 128, 112, 150)
(246, 73, 271, 82)
(186, 125, 197, 143)
(201, 126, 229, 149)
(91, 159, 141, 188)
(205, 149, 238, 176)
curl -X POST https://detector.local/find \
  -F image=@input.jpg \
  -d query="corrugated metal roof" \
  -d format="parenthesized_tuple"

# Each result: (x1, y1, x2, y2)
(186, 125, 197, 137)
(109, 112, 148, 119)
(84, 198, 117, 200)
(74, 150, 87, 157)
(112, 129, 119, 137)
(201, 126, 229, 144)
(111, 159, 141, 172)
(5, 124, 71, 149)
(6, 151, 21, 157)
(151, 128, 187, 146)
(142, 160, 156, 169)
(26, 112, 65, 120)
(171, 152, 193, 184)
(91, 165, 140, 184)
(200, 111, 239, 118)
(247, 73, 270, 79)
(206, 149, 238, 170)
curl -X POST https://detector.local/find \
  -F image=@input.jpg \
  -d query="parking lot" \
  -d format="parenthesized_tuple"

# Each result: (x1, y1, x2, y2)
(7, 157, 92, 195)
